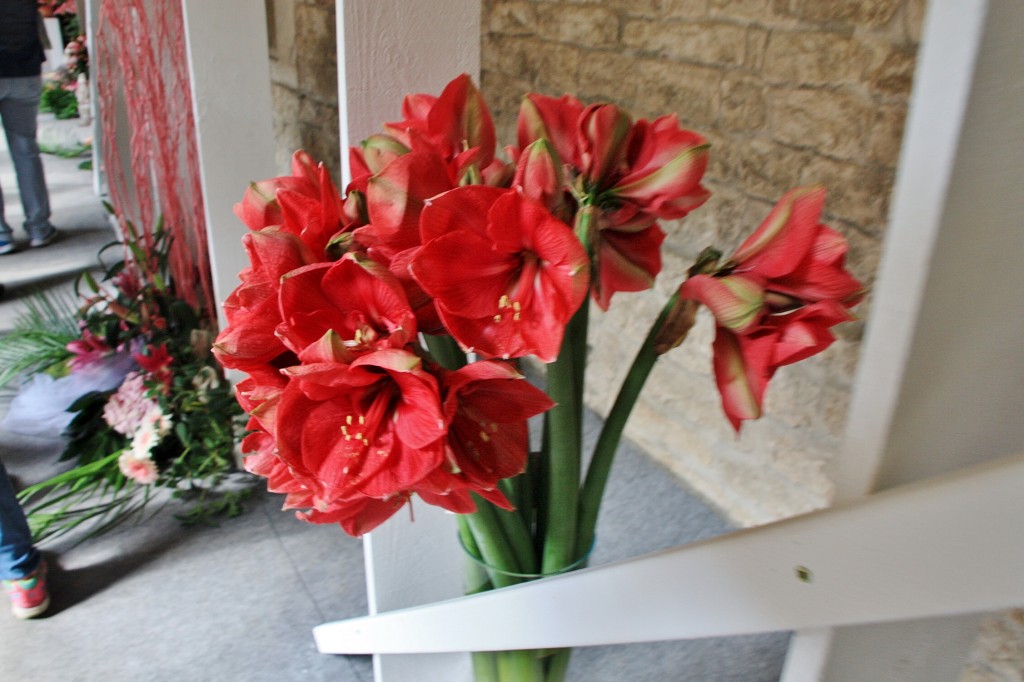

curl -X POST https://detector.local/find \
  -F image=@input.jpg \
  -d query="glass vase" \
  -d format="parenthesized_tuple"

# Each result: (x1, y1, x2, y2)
(462, 535, 592, 682)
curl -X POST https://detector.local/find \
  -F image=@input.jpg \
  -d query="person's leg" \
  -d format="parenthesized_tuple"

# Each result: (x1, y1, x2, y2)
(0, 75, 55, 244)
(0, 79, 15, 253)
(0, 459, 39, 581)
(0, 459, 48, 619)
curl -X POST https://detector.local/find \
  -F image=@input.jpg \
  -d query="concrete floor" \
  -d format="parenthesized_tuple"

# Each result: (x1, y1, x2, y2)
(0, 116, 789, 681)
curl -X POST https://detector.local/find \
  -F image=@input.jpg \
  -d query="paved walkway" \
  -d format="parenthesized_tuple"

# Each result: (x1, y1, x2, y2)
(0, 116, 788, 681)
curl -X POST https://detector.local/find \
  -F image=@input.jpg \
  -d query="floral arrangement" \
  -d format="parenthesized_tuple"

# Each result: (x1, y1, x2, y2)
(37, 0, 77, 18)
(40, 34, 88, 122)
(0, 216, 245, 541)
(215, 74, 863, 680)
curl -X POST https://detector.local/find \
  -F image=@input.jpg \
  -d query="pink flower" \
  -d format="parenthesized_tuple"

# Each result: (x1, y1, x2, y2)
(118, 451, 159, 485)
(103, 373, 153, 435)
(67, 330, 112, 370)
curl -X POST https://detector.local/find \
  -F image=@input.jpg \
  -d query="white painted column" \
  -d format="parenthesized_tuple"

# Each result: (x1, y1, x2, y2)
(335, 2, 481, 680)
(181, 0, 277, 330)
(782, 0, 1024, 679)
(81, 0, 106, 197)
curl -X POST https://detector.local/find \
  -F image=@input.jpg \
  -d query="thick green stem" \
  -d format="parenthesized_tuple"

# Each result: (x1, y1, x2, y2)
(472, 652, 501, 682)
(497, 650, 545, 680)
(541, 304, 586, 574)
(423, 333, 467, 370)
(465, 501, 526, 588)
(577, 291, 684, 557)
(544, 648, 573, 682)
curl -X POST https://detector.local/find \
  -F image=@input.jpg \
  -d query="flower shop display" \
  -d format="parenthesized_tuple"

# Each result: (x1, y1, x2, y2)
(0, 216, 246, 542)
(215, 74, 864, 681)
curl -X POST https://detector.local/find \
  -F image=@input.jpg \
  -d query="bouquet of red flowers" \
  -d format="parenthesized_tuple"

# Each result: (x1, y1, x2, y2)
(215, 74, 862, 681)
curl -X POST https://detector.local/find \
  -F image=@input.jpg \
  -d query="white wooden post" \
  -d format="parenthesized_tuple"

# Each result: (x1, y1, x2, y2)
(180, 0, 278, 330)
(782, 0, 1024, 678)
(334, 2, 481, 680)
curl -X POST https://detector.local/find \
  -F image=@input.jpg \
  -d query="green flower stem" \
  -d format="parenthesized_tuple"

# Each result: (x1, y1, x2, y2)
(497, 650, 544, 680)
(544, 648, 573, 682)
(472, 652, 501, 682)
(489, 495, 539, 576)
(465, 500, 526, 588)
(541, 304, 586, 575)
(423, 333, 467, 370)
(577, 291, 679, 558)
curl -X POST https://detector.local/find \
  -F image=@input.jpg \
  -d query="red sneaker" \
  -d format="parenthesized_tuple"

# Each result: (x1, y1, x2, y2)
(3, 560, 50, 619)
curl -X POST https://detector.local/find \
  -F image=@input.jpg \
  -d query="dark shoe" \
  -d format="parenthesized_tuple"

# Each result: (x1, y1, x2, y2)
(29, 226, 59, 248)
(0, 236, 14, 255)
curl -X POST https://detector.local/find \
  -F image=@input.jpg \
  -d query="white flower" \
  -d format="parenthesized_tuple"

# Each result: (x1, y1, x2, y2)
(191, 366, 221, 403)
(130, 417, 163, 457)
(118, 451, 159, 485)
(143, 403, 172, 438)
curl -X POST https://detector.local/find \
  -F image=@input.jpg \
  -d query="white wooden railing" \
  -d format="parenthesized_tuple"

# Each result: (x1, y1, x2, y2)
(314, 452, 1024, 654)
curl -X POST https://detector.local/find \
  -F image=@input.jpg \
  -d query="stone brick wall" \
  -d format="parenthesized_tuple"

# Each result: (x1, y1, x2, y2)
(265, 0, 341, 178)
(482, 0, 925, 525)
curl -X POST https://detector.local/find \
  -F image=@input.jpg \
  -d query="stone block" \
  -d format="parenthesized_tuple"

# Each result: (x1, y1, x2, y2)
(763, 30, 868, 86)
(710, 139, 806, 213)
(577, 49, 640, 106)
(661, 0, 710, 19)
(769, 86, 871, 162)
(634, 58, 720, 127)
(708, 0, 779, 22)
(480, 70, 530, 145)
(830, 219, 881, 291)
(719, 75, 767, 131)
(792, 0, 900, 29)
(294, 3, 338, 105)
(865, 102, 910, 168)
(903, 0, 928, 44)
(623, 19, 747, 68)
(744, 25, 769, 71)
(797, 156, 893, 236)
(488, 1, 539, 37)
(482, 36, 582, 95)
(866, 42, 917, 96)
(566, 0, 660, 16)
(535, 4, 620, 49)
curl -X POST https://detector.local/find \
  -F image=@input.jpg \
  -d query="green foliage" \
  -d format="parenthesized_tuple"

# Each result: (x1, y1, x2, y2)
(0, 289, 79, 388)
(39, 82, 78, 120)
(6, 212, 248, 543)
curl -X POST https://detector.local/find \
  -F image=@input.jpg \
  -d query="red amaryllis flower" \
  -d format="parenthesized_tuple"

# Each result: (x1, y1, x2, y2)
(517, 93, 584, 171)
(516, 99, 710, 309)
(579, 105, 710, 309)
(234, 150, 349, 259)
(410, 186, 590, 362)
(277, 348, 447, 502)
(680, 186, 864, 431)
(275, 254, 417, 360)
(243, 429, 409, 536)
(415, 360, 554, 512)
(213, 227, 314, 373)
(382, 73, 502, 184)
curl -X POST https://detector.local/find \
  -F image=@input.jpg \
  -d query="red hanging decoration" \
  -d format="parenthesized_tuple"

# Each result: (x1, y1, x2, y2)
(94, 0, 215, 324)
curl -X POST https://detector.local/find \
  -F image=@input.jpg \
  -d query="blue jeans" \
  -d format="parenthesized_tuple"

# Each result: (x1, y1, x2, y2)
(0, 459, 39, 580)
(0, 75, 52, 239)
